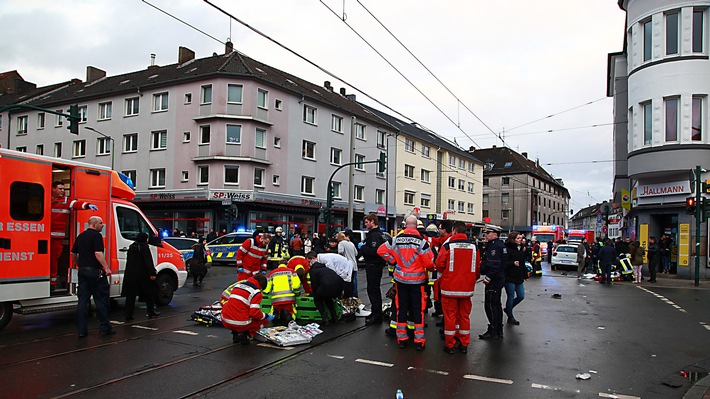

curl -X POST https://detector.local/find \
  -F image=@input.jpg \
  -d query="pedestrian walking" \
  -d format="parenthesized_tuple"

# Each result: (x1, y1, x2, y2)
(71, 216, 115, 337)
(630, 241, 645, 284)
(479, 225, 507, 340)
(122, 232, 159, 321)
(504, 232, 526, 326)
(360, 213, 388, 325)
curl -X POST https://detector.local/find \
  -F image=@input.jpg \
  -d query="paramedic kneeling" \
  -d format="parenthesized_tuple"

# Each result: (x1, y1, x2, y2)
(221, 273, 274, 345)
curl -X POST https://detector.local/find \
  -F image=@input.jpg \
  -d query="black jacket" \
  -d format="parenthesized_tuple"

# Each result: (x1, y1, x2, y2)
(647, 243, 660, 266)
(598, 244, 618, 266)
(309, 262, 344, 298)
(504, 242, 527, 284)
(481, 238, 507, 281)
(121, 241, 156, 297)
(360, 228, 387, 266)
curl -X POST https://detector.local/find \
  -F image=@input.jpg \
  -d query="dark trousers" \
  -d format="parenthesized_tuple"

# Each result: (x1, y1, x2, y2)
(601, 263, 612, 283)
(365, 263, 384, 320)
(483, 279, 504, 335)
(314, 296, 338, 322)
(77, 268, 111, 334)
(395, 282, 425, 343)
(648, 260, 658, 282)
(125, 292, 155, 319)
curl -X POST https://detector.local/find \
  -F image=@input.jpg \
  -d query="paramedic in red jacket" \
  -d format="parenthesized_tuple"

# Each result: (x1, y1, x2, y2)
(221, 274, 274, 344)
(51, 181, 97, 288)
(288, 255, 311, 294)
(377, 215, 435, 351)
(235, 232, 271, 282)
(435, 221, 480, 354)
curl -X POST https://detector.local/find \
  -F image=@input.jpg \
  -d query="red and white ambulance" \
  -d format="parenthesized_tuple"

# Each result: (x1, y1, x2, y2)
(0, 149, 187, 330)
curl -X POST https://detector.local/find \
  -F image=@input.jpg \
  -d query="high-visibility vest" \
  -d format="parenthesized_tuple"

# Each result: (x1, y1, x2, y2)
(264, 265, 300, 306)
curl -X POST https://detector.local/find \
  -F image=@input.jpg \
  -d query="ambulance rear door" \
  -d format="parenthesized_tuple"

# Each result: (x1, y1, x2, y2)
(0, 152, 53, 302)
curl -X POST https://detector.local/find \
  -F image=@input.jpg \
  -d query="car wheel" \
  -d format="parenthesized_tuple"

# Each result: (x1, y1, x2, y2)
(154, 273, 175, 306)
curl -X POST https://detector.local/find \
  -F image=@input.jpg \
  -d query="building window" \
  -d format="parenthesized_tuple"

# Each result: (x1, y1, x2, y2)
(181, 171, 189, 182)
(183, 131, 191, 142)
(421, 169, 430, 183)
(15, 146, 26, 152)
(332, 181, 342, 199)
(123, 170, 137, 188)
(693, 10, 704, 53)
(458, 201, 465, 213)
(502, 193, 510, 204)
(404, 164, 415, 179)
(501, 209, 510, 219)
(97, 137, 111, 156)
(302, 140, 316, 160)
(150, 168, 166, 188)
(448, 176, 456, 188)
(377, 130, 386, 149)
(643, 19, 652, 61)
(98, 102, 112, 120)
(125, 97, 139, 116)
(55, 111, 63, 127)
(692, 96, 703, 141)
(184, 93, 192, 104)
(273, 175, 280, 186)
(404, 192, 415, 205)
(376, 189, 385, 205)
(72, 140, 86, 158)
(78, 106, 87, 122)
(355, 154, 365, 171)
(643, 102, 653, 145)
(458, 179, 465, 191)
(257, 89, 268, 109)
(153, 92, 169, 112)
(404, 138, 415, 153)
(502, 177, 510, 186)
(255, 128, 266, 149)
(151, 130, 167, 150)
(274, 137, 281, 148)
(35, 144, 44, 155)
(483, 178, 489, 186)
(330, 148, 342, 165)
(201, 85, 212, 104)
(301, 176, 315, 195)
(226, 124, 241, 144)
(666, 12, 679, 55)
(225, 165, 239, 184)
(303, 104, 317, 124)
(468, 162, 474, 173)
(254, 168, 265, 187)
(447, 199, 455, 211)
(275, 99, 283, 110)
(354, 185, 364, 201)
(483, 194, 489, 204)
(37, 113, 45, 129)
(665, 97, 679, 142)
(228, 84, 243, 103)
(482, 210, 489, 219)
(354, 123, 366, 140)
(468, 182, 474, 193)
(199, 125, 211, 144)
(459, 159, 466, 169)
(421, 145, 430, 158)
(332, 115, 343, 132)
(197, 165, 209, 184)
(122, 134, 137, 152)
(449, 155, 456, 166)
(54, 143, 62, 158)
(17, 115, 27, 135)
(421, 197, 430, 208)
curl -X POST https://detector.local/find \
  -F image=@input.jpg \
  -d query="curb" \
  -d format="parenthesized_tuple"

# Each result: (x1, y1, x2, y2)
(683, 374, 710, 399)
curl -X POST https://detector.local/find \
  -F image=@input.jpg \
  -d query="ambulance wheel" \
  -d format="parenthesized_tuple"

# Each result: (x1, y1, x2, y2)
(0, 302, 13, 331)
(154, 274, 175, 306)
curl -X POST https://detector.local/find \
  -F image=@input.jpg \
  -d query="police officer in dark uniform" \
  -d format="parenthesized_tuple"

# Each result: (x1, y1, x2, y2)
(479, 225, 507, 340)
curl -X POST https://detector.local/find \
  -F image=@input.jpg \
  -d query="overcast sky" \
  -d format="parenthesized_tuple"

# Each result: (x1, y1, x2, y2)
(0, 0, 627, 214)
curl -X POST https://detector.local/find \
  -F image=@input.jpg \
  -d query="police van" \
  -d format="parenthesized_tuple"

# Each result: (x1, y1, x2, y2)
(0, 149, 187, 330)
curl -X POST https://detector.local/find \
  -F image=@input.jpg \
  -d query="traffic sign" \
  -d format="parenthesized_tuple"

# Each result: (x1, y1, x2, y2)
(597, 216, 602, 223)
(602, 225, 608, 234)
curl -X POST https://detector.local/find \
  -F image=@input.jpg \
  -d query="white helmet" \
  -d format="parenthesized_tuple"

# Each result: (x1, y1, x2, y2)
(275, 227, 283, 233)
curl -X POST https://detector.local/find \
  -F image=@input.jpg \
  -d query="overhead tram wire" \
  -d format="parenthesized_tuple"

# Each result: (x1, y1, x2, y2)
(141, 0, 224, 45)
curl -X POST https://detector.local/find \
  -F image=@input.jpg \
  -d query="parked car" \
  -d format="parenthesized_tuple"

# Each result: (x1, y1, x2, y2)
(163, 237, 208, 276)
(550, 244, 579, 270)
(206, 232, 254, 265)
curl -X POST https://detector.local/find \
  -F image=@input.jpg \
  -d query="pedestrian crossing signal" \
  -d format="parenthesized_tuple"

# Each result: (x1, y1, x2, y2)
(686, 197, 696, 215)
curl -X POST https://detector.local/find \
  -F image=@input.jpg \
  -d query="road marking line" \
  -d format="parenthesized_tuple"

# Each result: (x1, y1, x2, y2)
(173, 330, 199, 336)
(328, 354, 345, 359)
(464, 374, 512, 384)
(599, 393, 640, 398)
(408, 366, 449, 376)
(355, 359, 394, 367)
(256, 343, 293, 350)
(531, 383, 562, 391)
(638, 287, 688, 313)
(132, 325, 158, 330)
(672, 305, 681, 309)
(110, 320, 124, 325)
(703, 324, 710, 331)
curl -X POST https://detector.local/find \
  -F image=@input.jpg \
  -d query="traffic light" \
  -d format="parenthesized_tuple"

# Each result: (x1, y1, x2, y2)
(229, 205, 238, 220)
(66, 105, 80, 134)
(703, 180, 710, 194)
(686, 196, 696, 215)
(377, 152, 387, 173)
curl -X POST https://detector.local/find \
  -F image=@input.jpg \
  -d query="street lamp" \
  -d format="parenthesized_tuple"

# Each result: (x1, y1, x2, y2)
(85, 126, 115, 170)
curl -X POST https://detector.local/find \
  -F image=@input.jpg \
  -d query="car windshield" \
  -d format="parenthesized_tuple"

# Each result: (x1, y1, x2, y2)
(556, 246, 576, 253)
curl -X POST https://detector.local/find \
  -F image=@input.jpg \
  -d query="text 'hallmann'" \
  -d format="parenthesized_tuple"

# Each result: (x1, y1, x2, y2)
(0, 222, 46, 232)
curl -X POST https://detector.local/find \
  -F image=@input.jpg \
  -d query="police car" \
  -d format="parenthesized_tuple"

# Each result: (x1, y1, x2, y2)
(206, 231, 253, 265)
(163, 237, 208, 276)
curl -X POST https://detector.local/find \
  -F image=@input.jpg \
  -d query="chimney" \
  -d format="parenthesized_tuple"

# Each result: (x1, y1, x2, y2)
(339, 87, 346, 96)
(86, 66, 106, 84)
(148, 53, 159, 69)
(324, 81, 332, 91)
(346, 94, 356, 101)
(522, 152, 528, 159)
(225, 40, 234, 54)
(468, 146, 475, 152)
(178, 46, 195, 64)
(492, 145, 496, 148)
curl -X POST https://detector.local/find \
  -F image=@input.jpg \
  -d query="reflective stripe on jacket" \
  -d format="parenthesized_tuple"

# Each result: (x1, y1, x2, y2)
(236, 237, 269, 273)
(264, 265, 300, 305)
(221, 277, 267, 326)
(435, 234, 479, 297)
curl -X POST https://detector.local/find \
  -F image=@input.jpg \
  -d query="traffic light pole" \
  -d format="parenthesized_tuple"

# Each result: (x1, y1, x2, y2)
(694, 165, 702, 287)
(325, 159, 383, 238)
(0, 104, 80, 134)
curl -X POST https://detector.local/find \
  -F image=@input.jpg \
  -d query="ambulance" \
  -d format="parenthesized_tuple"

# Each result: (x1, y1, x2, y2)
(0, 149, 187, 330)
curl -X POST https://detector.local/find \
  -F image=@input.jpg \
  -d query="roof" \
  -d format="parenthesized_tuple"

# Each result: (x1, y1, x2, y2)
(474, 146, 568, 193)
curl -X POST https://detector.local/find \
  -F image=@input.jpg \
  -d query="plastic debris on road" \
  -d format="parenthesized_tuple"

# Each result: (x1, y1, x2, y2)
(598, 326, 606, 330)
(551, 294, 562, 299)
(576, 373, 591, 380)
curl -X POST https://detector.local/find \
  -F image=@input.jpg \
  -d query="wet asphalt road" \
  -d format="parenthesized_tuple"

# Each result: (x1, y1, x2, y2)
(1, 263, 709, 399)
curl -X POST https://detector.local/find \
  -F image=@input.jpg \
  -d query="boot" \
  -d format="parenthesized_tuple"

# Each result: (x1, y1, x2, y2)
(479, 325, 495, 339)
(326, 299, 338, 324)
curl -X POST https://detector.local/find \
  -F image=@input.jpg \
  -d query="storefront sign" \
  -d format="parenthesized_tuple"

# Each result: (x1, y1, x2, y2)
(678, 223, 689, 267)
(637, 181, 691, 197)
(134, 189, 208, 201)
(377, 205, 386, 215)
(210, 190, 254, 202)
(639, 224, 648, 263)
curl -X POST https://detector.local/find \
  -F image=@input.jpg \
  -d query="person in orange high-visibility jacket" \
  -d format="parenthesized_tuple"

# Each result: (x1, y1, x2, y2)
(263, 264, 301, 323)
(435, 221, 480, 354)
(288, 255, 311, 294)
(377, 215, 434, 351)
(51, 181, 97, 288)
(235, 233, 271, 282)
(221, 274, 274, 344)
